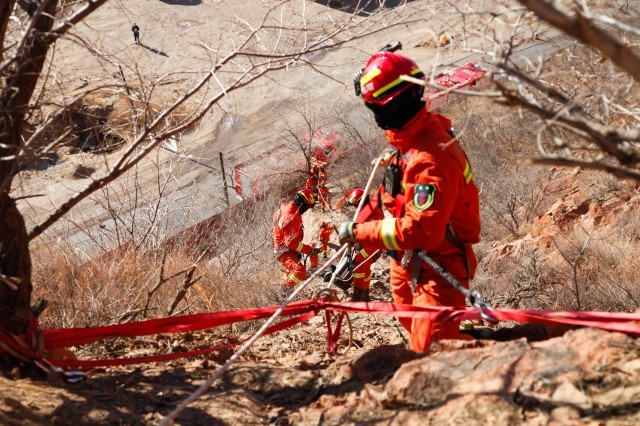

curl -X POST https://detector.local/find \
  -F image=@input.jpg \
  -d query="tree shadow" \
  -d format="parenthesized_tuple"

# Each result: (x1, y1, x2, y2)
(28, 367, 222, 425)
(159, 0, 202, 5)
(139, 42, 169, 57)
(312, 0, 415, 17)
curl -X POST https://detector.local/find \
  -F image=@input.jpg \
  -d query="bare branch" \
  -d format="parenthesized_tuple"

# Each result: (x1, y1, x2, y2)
(518, 0, 640, 83)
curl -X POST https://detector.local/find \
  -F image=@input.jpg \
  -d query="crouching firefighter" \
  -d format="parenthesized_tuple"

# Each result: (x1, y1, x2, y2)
(273, 189, 320, 291)
(339, 48, 481, 352)
(343, 188, 385, 302)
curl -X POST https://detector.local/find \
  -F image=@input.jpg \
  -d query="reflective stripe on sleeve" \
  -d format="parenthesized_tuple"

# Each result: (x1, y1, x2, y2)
(359, 248, 369, 257)
(380, 218, 400, 250)
(296, 241, 305, 252)
(353, 272, 365, 279)
(463, 160, 473, 184)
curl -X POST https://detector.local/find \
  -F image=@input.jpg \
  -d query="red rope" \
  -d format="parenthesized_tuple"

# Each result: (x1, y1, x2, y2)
(3, 300, 640, 371)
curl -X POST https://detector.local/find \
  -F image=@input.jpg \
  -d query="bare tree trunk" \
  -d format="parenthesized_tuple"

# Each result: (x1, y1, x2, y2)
(0, 0, 59, 333)
(0, 195, 31, 334)
(0, 1, 17, 64)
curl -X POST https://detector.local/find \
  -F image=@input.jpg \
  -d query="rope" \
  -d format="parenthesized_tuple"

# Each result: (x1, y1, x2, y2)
(161, 246, 346, 425)
(416, 251, 495, 321)
(161, 153, 385, 425)
(313, 287, 353, 353)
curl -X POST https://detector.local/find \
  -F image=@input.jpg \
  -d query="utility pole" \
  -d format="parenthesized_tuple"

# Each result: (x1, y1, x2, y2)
(219, 152, 230, 208)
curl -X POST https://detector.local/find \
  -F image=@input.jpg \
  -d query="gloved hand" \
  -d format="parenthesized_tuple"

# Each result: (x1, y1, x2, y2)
(338, 221, 357, 245)
(309, 247, 321, 256)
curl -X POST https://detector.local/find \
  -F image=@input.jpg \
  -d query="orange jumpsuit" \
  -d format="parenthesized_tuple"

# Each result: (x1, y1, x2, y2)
(353, 109, 481, 351)
(318, 224, 334, 255)
(309, 223, 334, 269)
(305, 174, 317, 192)
(273, 201, 314, 288)
(318, 186, 330, 211)
(353, 206, 385, 290)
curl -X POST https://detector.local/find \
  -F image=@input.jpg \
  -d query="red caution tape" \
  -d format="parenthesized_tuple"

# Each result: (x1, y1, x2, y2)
(5, 298, 640, 371)
(43, 300, 322, 349)
(321, 301, 640, 335)
(49, 311, 317, 369)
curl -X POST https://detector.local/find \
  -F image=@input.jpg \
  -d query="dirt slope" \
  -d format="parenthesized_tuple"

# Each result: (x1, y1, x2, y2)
(3, 317, 640, 425)
(5, 1, 640, 425)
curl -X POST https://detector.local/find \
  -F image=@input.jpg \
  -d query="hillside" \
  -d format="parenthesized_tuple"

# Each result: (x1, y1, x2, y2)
(2, 0, 640, 425)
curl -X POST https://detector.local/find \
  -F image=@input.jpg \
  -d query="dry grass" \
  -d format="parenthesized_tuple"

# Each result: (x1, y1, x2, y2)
(444, 24, 640, 313)
(31, 189, 285, 332)
(476, 226, 640, 312)
(29, 24, 640, 332)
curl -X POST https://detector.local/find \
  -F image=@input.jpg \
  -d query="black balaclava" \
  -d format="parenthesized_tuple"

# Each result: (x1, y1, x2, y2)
(365, 85, 426, 130)
(294, 193, 312, 214)
(296, 201, 311, 215)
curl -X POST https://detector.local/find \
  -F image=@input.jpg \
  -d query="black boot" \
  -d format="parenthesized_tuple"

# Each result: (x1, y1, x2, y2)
(333, 279, 351, 293)
(350, 287, 370, 302)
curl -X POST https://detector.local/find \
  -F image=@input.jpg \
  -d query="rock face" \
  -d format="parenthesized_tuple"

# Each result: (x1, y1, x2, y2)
(291, 328, 640, 425)
(487, 170, 640, 263)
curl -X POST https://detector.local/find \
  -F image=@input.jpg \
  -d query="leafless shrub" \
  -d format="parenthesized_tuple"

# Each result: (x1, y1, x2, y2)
(476, 225, 640, 312)
(550, 228, 640, 312)
(475, 246, 556, 310)
(443, 98, 549, 240)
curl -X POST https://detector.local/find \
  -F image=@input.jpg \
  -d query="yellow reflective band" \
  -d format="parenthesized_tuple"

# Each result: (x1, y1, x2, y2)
(380, 218, 400, 250)
(372, 69, 424, 100)
(290, 275, 302, 284)
(463, 161, 473, 184)
(364, 277, 371, 282)
(296, 241, 304, 252)
(360, 67, 381, 87)
(372, 77, 403, 99)
(360, 248, 369, 257)
(353, 273, 365, 278)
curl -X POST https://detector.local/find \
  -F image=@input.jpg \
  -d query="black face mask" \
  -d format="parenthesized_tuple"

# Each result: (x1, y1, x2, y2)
(296, 201, 311, 215)
(365, 86, 426, 130)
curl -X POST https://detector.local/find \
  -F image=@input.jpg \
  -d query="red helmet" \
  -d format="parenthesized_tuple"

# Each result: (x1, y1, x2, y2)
(359, 51, 424, 105)
(294, 188, 315, 206)
(346, 187, 364, 207)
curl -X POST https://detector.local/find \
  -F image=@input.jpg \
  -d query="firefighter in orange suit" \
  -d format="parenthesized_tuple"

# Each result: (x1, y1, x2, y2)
(273, 189, 320, 289)
(318, 184, 330, 212)
(309, 220, 334, 271)
(318, 221, 334, 257)
(339, 50, 481, 351)
(305, 172, 317, 193)
(345, 188, 384, 302)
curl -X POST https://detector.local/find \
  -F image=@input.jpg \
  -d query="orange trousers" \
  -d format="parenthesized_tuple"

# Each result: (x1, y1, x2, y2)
(309, 254, 318, 269)
(390, 251, 474, 352)
(352, 254, 374, 290)
(278, 251, 306, 288)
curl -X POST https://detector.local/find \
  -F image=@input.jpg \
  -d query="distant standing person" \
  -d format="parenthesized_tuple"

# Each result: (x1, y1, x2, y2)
(132, 23, 140, 45)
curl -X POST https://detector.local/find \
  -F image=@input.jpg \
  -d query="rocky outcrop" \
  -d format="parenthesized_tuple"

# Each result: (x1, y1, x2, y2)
(485, 169, 640, 265)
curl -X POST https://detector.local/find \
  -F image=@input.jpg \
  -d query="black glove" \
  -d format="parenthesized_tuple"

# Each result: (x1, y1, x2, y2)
(338, 221, 357, 245)
(309, 247, 321, 256)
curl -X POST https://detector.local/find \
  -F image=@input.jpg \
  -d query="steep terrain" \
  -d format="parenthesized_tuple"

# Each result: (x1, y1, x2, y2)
(3, 1, 640, 425)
